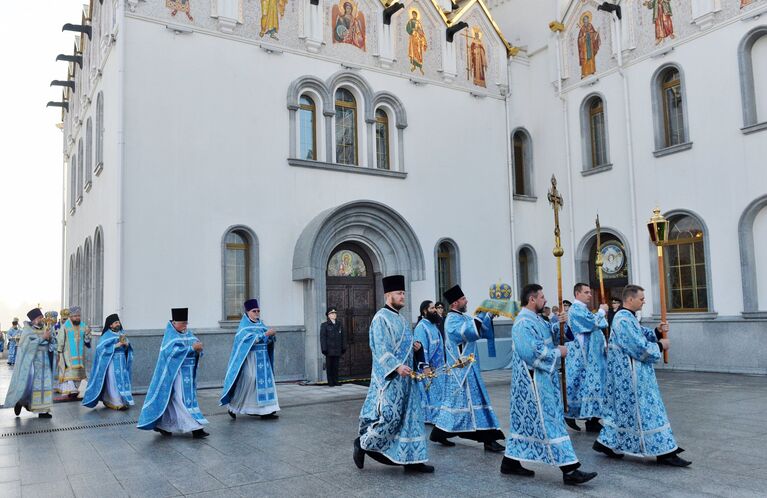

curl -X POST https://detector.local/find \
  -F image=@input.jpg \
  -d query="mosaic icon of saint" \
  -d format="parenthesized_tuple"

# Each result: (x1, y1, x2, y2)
(332, 0, 366, 50)
(260, 0, 289, 40)
(468, 28, 488, 87)
(167, 0, 193, 21)
(406, 10, 427, 75)
(577, 11, 600, 79)
(644, 0, 675, 44)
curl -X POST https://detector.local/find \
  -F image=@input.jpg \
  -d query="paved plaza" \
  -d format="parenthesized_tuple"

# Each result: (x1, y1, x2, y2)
(0, 366, 765, 497)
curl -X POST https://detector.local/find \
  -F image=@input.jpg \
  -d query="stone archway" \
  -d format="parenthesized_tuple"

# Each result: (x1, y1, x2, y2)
(293, 200, 425, 381)
(575, 227, 632, 306)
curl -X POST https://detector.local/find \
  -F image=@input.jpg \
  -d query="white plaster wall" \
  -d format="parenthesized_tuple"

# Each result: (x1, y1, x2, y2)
(118, 17, 514, 330)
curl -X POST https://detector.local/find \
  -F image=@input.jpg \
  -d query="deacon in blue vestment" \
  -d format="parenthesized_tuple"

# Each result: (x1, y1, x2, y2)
(6, 318, 21, 365)
(137, 308, 209, 438)
(82, 313, 134, 410)
(502, 284, 598, 485)
(594, 285, 691, 467)
(4, 309, 55, 418)
(413, 300, 445, 424)
(353, 275, 433, 473)
(430, 285, 505, 452)
(563, 283, 609, 433)
(220, 299, 280, 419)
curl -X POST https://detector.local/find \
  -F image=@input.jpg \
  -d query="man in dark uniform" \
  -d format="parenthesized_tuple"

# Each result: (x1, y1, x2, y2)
(320, 307, 345, 386)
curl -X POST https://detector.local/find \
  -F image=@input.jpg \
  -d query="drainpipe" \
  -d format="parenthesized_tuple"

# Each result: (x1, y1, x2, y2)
(115, 1, 126, 316)
(554, 26, 577, 286)
(612, 5, 642, 290)
(61, 155, 67, 307)
(504, 60, 518, 297)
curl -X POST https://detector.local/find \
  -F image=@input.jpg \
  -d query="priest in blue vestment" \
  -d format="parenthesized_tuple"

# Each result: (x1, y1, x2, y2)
(353, 275, 433, 473)
(564, 283, 609, 433)
(82, 313, 134, 410)
(6, 318, 21, 366)
(594, 285, 691, 467)
(502, 284, 598, 485)
(430, 285, 505, 452)
(220, 298, 280, 420)
(137, 308, 209, 438)
(413, 300, 445, 424)
(4, 308, 55, 418)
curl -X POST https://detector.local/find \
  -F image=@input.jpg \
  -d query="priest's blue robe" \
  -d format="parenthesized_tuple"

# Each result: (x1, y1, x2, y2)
(432, 311, 501, 433)
(565, 300, 608, 419)
(82, 330, 134, 409)
(219, 314, 279, 415)
(505, 308, 578, 467)
(137, 322, 208, 431)
(413, 317, 444, 424)
(358, 307, 428, 464)
(3, 324, 54, 414)
(597, 309, 678, 457)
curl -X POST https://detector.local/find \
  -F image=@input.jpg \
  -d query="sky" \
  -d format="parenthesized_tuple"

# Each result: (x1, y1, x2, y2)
(0, 1, 86, 326)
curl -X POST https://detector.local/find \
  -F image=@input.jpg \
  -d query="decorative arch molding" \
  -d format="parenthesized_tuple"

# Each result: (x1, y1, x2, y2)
(575, 225, 633, 284)
(648, 209, 716, 317)
(516, 243, 539, 291)
(326, 70, 376, 120)
(293, 200, 425, 381)
(738, 25, 767, 133)
(286, 75, 332, 113)
(220, 224, 261, 321)
(739, 194, 767, 315)
(371, 91, 408, 129)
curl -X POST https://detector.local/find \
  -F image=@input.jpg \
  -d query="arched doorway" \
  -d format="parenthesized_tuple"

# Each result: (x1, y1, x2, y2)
(326, 243, 376, 378)
(577, 230, 631, 308)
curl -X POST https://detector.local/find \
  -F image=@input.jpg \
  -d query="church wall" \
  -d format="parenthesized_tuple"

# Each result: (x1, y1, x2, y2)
(114, 13, 514, 382)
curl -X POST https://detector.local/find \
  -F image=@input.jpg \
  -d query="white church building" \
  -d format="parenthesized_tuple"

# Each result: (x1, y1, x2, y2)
(56, 0, 767, 388)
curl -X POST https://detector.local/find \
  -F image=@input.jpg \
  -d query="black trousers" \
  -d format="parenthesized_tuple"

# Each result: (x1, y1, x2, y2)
(326, 355, 340, 386)
(431, 426, 505, 443)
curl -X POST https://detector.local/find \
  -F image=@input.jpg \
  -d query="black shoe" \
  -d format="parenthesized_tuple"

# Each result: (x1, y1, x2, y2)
(657, 455, 691, 467)
(500, 457, 535, 477)
(593, 440, 624, 459)
(484, 440, 505, 453)
(565, 418, 581, 431)
(228, 410, 236, 420)
(585, 418, 603, 433)
(38, 412, 52, 419)
(429, 432, 456, 447)
(192, 429, 210, 439)
(13, 403, 21, 416)
(153, 427, 172, 437)
(260, 412, 279, 419)
(353, 437, 365, 469)
(404, 463, 435, 473)
(563, 469, 598, 485)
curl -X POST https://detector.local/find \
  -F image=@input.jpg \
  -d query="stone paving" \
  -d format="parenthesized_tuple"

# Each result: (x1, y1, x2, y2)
(0, 362, 764, 497)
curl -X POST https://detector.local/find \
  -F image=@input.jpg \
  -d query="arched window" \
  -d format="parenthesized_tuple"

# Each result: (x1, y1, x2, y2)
(652, 65, 690, 152)
(512, 129, 532, 196)
(85, 118, 93, 189)
(375, 109, 390, 170)
(435, 240, 459, 301)
(581, 95, 609, 169)
(95, 92, 104, 173)
(75, 247, 83, 308)
(70, 155, 77, 211)
(299, 95, 317, 160)
(83, 238, 92, 324)
(222, 227, 258, 320)
(93, 228, 104, 324)
(335, 88, 358, 165)
(69, 254, 75, 305)
(517, 246, 538, 291)
(738, 26, 767, 132)
(77, 139, 84, 202)
(665, 214, 709, 312)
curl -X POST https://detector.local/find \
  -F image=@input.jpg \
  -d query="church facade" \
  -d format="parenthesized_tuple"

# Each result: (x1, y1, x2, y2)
(58, 0, 767, 387)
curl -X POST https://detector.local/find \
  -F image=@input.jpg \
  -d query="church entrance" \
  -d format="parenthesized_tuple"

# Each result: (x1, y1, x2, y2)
(325, 243, 375, 378)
